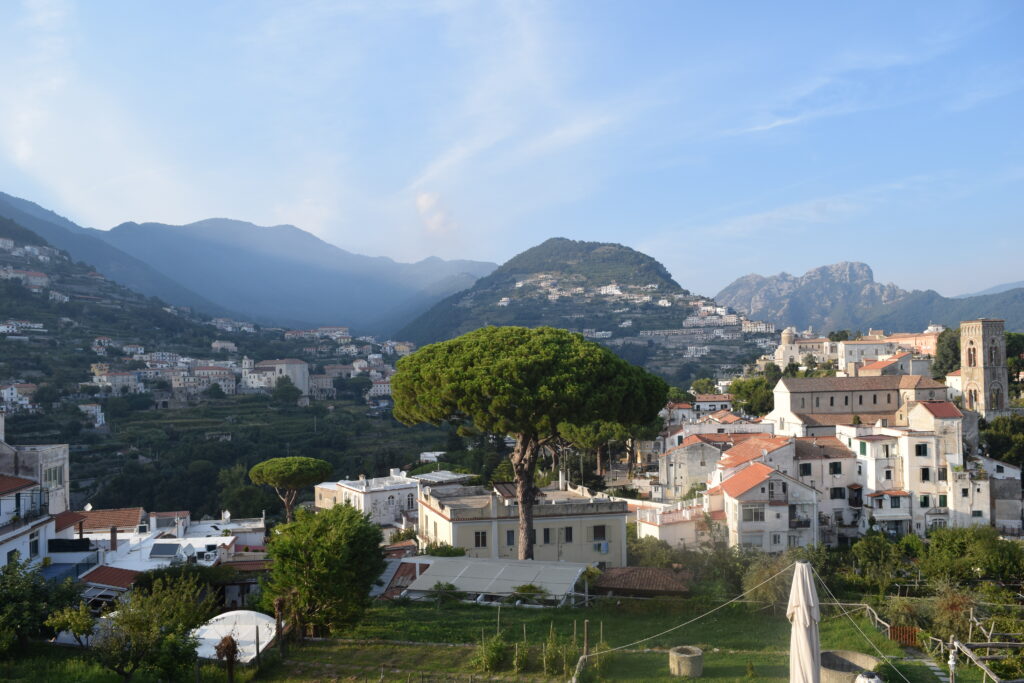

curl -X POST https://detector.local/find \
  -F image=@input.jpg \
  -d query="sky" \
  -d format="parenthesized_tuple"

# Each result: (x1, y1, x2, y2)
(0, 1, 1022, 297)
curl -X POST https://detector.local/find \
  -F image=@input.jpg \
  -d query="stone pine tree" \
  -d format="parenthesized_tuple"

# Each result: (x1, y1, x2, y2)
(391, 326, 667, 560)
(249, 457, 332, 522)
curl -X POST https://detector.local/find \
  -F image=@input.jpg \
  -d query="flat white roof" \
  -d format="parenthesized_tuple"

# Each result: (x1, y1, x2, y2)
(406, 556, 590, 598)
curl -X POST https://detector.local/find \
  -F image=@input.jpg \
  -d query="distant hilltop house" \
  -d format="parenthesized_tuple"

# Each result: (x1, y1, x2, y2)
(0, 266, 50, 290)
(0, 383, 38, 413)
(761, 324, 945, 372)
(241, 357, 309, 395)
(211, 340, 237, 353)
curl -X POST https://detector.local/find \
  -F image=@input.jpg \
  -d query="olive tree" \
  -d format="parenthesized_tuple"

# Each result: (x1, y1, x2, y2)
(249, 456, 332, 522)
(392, 326, 667, 560)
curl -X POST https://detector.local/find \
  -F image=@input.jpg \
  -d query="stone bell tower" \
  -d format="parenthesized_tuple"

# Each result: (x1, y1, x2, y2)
(960, 319, 1008, 417)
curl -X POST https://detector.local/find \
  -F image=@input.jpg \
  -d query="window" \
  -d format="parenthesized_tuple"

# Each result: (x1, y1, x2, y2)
(407, 493, 415, 510)
(6, 550, 17, 564)
(872, 394, 878, 405)
(43, 466, 63, 486)
(741, 505, 765, 522)
(883, 444, 890, 457)
(859, 441, 867, 455)
(857, 464, 862, 475)
(29, 531, 39, 558)
(830, 396, 834, 407)
(997, 465, 1005, 474)
(844, 396, 849, 406)
(915, 443, 928, 457)
(564, 526, 573, 543)
(433, 521, 437, 538)
(887, 394, 892, 404)
(885, 469, 892, 480)
(890, 497, 901, 509)
(591, 525, 607, 541)
(961, 488, 969, 498)
(938, 467, 947, 481)
(858, 395, 863, 405)
(919, 495, 930, 508)
(830, 487, 846, 500)
(801, 398, 805, 409)
(938, 494, 947, 508)
(506, 530, 515, 546)
(815, 397, 820, 408)
(474, 531, 487, 548)
(387, 495, 395, 506)
(771, 533, 782, 545)
(920, 468, 930, 482)
(543, 528, 551, 545)
(972, 510, 983, 518)
(799, 463, 812, 477)
(829, 462, 842, 475)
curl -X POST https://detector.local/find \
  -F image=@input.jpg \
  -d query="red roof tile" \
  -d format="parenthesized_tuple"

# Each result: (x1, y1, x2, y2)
(720, 462, 775, 498)
(76, 507, 145, 531)
(151, 510, 190, 519)
(867, 489, 910, 497)
(917, 401, 963, 419)
(53, 510, 86, 532)
(592, 567, 690, 595)
(719, 437, 792, 468)
(81, 566, 140, 589)
(695, 394, 732, 402)
(0, 475, 36, 496)
(794, 437, 855, 460)
(947, 369, 961, 376)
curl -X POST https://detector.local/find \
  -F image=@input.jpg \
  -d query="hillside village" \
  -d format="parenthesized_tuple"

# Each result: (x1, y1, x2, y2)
(4, 222, 1024, 680)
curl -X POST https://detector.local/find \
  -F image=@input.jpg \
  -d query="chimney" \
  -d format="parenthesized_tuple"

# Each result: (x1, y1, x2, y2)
(109, 526, 118, 551)
(358, 474, 366, 481)
(390, 468, 401, 478)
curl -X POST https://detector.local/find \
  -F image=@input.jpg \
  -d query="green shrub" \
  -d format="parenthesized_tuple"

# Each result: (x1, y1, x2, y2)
(512, 640, 530, 673)
(470, 633, 508, 672)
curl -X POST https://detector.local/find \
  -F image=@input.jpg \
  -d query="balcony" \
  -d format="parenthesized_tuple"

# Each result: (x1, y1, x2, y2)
(0, 502, 50, 539)
(789, 518, 811, 529)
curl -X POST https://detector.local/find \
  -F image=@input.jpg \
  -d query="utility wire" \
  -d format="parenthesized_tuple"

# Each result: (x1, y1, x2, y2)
(810, 565, 912, 683)
(581, 561, 797, 658)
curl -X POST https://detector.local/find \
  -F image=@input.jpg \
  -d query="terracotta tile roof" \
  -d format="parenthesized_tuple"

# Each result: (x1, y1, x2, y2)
(719, 437, 792, 468)
(76, 507, 145, 531)
(917, 401, 963, 419)
(859, 358, 899, 371)
(720, 462, 775, 498)
(708, 510, 726, 520)
(867, 489, 910, 497)
(663, 432, 763, 455)
(780, 375, 944, 392)
(592, 567, 690, 595)
(666, 402, 693, 409)
(0, 475, 36, 496)
(81, 566, 140, 589)
(53, 510, 86, 532)
(858, 434, 896, 442)
(702, 409, 744, 424)
(695, 394, 732, 402)
(947, 369, 961, 376)
(794, 437, 855, 460)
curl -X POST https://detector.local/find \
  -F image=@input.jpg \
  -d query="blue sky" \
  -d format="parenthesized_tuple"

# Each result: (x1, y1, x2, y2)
(0, 1, 1021, 297)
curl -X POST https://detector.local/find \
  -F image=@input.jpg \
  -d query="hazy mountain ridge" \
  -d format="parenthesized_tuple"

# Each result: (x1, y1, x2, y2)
(717, 261, 1024, 332)
(0, 192, 232, 316)
(89, 218, 496, 333)
(0, 192, 497, 335)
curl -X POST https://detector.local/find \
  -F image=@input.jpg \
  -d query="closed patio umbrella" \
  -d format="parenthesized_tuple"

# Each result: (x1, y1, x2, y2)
(787, 561, 821, 683)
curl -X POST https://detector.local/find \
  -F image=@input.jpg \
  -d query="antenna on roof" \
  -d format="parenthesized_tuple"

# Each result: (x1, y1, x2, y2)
(84, 503, 93, 511)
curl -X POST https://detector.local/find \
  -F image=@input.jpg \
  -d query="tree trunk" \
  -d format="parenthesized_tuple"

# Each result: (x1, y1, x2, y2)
(510, 434, 539, 560)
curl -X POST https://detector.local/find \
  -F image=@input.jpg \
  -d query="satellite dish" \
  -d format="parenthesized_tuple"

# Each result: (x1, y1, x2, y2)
(871, 524, 880, 532)
(84, 503, 93, 511)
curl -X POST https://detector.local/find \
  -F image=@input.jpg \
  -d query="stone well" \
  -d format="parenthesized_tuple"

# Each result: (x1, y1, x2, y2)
(820, 650, 881, 683)
(668, 645, 703, 678)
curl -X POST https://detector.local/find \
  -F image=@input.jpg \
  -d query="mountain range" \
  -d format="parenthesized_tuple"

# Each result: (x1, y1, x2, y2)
(0, 192, 496, 334)
(716, 262, 1024, 333)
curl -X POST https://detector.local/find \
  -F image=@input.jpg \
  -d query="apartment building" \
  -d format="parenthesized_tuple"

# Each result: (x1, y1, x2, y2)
(418, 482, 629, 568)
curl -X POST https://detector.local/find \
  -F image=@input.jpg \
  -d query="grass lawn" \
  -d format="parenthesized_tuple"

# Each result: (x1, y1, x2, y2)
(256, 601, 943, 681)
